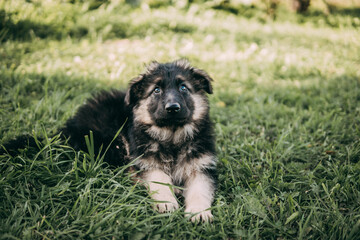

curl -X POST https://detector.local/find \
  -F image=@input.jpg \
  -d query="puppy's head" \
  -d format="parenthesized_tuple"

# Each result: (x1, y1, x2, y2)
(126, 60, 213, 127)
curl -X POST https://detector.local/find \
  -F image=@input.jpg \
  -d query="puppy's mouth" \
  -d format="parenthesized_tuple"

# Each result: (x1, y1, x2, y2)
(155, 116, 189, 127)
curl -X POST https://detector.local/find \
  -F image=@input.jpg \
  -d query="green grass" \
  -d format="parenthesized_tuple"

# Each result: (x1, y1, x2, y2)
(1, 0, 360, 239)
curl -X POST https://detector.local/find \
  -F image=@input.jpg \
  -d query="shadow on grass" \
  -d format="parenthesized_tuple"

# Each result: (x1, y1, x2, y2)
(297, 7, 360, 28)
(0, 7, 197, 43)
(301, 7, 360, 18)
(0, 10, 61, 42)
(330, 7, 360, 17)
(0, 68, 110, 140)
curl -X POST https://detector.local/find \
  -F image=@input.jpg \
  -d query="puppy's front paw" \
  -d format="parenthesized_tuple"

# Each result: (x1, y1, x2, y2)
(153, 192, 179, 213)
(185, 206, 213, 223)
(155, 201, 179, 213)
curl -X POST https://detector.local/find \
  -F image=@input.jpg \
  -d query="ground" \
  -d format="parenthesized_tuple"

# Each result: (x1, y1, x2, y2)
(0, 0, 360, 239)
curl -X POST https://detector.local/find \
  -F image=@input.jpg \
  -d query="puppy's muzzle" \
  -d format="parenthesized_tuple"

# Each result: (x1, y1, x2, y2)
(165, 102, 181, 113)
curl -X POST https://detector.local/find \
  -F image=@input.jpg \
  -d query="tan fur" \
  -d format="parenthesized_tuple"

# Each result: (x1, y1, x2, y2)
(145, 62, 161, 74)
(191, 94, 208, 121)
(147, 142, 159, 153)
(143, 169, 179, 212)
(139, 154, 216, 222)
(173, 59, 191, 69)
(175, 75, 186, 82)
(183, 172, 214, 222)
(146, 126, 173, 142)
(120, 134, 130, 156)
(146, 123, 197, 144)
(133, 98, 153, 125)
(144, 81, 161, 96)
(135, 156, 162, 171)
(172, 153, 216, 184)
(173, 123, 196, 144)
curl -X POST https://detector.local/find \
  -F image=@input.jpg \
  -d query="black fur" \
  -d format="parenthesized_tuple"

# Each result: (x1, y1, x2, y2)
(59, 90, 130, 166)
(0, 135, 39, 156)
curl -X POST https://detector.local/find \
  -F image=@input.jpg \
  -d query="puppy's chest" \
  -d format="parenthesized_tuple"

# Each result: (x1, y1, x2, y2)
(147, 141, 192, 163)
(145, 142, 196, 175)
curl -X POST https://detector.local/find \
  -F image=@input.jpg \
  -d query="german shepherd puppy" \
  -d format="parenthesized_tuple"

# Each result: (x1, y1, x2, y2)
(3, 60, 217, 222)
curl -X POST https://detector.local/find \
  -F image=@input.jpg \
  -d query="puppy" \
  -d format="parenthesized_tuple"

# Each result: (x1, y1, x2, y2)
(4, 60, 218, 222)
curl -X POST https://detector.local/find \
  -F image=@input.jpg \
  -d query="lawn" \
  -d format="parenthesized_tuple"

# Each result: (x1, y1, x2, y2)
(0, 0, 360, 239)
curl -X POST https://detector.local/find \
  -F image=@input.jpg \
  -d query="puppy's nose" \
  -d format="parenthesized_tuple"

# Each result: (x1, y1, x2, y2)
(165, 102, 181, 113)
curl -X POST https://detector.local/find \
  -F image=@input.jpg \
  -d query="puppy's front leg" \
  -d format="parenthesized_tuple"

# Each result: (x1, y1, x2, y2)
(184, 172, 215, 222)
(143, 169, 179, 212)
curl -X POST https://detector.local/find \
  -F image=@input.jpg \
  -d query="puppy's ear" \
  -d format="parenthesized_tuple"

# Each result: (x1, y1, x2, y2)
(191, 68, 213, 94)
(125, 75, 145, 106)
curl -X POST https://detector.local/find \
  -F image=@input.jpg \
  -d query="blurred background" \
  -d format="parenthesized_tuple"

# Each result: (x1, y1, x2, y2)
(2, 0, 360, 42)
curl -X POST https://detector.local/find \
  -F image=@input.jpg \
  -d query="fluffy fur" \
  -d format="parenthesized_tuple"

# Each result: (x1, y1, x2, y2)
(2, 60, 217, 222)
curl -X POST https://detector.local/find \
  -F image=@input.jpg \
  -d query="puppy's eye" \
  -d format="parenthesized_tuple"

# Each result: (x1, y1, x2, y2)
(153, 87, 161, 94)
(179, 85, 188, 92)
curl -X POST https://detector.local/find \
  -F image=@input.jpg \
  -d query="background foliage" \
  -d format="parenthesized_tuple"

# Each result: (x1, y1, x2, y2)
(0, 0, 359, 239)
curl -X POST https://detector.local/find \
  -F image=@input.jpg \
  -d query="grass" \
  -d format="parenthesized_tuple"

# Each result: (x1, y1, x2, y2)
(1, 0, 360, 239)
